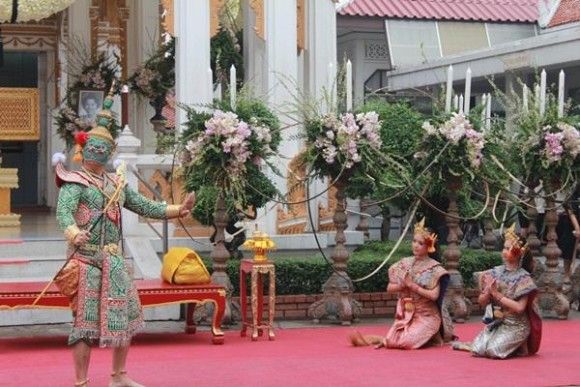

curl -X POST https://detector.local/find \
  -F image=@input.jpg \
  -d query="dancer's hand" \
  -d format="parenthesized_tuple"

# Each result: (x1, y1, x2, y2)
(73, 230, 90, 246)
(403, 272, 415, 289)
(482, 277, 495, 294)
(179, 192, 196, 217)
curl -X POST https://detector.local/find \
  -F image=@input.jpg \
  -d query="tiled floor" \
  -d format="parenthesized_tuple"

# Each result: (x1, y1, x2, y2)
(0, 209, 63, 240)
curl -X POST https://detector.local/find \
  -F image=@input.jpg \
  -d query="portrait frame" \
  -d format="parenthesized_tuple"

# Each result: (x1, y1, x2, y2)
(77, 90, 105, 127)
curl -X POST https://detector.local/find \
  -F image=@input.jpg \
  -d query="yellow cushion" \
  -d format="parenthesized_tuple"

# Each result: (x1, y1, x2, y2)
(161, 247, 211, 285)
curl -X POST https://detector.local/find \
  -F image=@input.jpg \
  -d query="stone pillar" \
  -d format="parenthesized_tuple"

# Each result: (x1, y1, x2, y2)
(174, 0, 212, 134)
(538, 198, 570, 319)
(308, 179, 362, 324)
(115, 125, 142, 236)
(443, 177, 470, 322)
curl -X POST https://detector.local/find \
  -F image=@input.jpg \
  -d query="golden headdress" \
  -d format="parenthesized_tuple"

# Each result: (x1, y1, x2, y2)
(504, 223, 527, 259)
(414, 217, 438, 253)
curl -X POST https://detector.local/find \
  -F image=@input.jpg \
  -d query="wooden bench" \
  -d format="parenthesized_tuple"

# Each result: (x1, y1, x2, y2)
(0, 279, 226, 344)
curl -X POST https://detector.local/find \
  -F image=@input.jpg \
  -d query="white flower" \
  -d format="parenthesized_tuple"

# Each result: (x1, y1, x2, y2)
(422, 121, 437, 136)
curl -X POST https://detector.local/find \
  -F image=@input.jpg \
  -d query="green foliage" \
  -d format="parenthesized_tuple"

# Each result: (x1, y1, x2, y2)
(211, 29, 244, 86)
(55, 53, 120, 148)
(201, 240, 501, 295)
(355, 100, 423, 209)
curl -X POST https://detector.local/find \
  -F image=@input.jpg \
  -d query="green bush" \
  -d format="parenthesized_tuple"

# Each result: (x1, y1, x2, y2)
(201, 241, 502, 295)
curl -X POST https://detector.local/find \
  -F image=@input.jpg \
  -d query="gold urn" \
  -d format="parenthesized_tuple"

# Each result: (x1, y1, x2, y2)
(243, 228, 276, 262)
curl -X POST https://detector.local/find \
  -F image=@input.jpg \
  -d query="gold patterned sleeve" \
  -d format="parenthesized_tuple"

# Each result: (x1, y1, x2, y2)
(56, 183, 83, 243)
(123, 185, 179, 219)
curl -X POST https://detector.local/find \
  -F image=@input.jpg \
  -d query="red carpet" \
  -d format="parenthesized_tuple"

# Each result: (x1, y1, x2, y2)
(1, 320, 579, 387)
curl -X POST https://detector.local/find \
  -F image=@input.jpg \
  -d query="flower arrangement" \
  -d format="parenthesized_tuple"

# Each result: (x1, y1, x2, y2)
(55, 53, 120, 148)
(179, 97, 281, 224)
(415, 112, 486, 181)
(127, 37, 175, 101)
(514, 113, 579, 192)
(303, 111, 382, 180)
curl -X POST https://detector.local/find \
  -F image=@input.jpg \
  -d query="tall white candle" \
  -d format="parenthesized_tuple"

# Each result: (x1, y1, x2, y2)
(346, 60, 353, 112)
(459, 94, 464, 114)
(539, 69, 546, 117)
(485, 93, 492, 130)
(464, 67, 472, 115)
(445, 65, 453, 113)
(522, 84, 529, 113)
(558, 69, 565, 118)
(453, 95, 459, 111)
(230, 65, 237, 110)
(208, 68, 213, 103)
(481, 94, 487, 124)
(535, 84, 540, 112)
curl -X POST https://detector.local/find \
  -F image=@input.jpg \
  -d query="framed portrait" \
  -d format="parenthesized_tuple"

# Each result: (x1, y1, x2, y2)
(77, 90, 104, 127)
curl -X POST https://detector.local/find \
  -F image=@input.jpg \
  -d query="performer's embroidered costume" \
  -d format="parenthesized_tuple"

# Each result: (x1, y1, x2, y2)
(55, 91, 181, 347)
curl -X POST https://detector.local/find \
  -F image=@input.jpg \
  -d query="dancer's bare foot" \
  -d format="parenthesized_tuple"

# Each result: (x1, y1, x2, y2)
(74, 378, 89, 387)
(109, 371, 145, 387)
(451, 341, 472, 352)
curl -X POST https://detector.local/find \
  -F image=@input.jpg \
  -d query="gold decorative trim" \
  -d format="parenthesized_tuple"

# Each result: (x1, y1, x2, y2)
(277, 154, 307, 234)
(165, 204, 182, 219)
(161, 0, 174, 37)
(0, 88, 40, 141)
(64, 224, 82, 244)
(210, 0, 226, 38)
(0, 169, 19, 189)
(297, 0, 305, 51)
(0, 214, 21, 227)
(90, 0, 129, 78)
(249, 0, 264, 40)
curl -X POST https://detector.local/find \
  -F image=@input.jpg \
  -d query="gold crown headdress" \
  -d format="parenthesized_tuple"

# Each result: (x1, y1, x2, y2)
(414, 217, 438, 253)
(504, 223, 527, 259)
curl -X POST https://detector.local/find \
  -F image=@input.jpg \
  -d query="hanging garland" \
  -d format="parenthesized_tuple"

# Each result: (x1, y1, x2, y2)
(0, 0, 75, 23)
(54, 53, 121, 149)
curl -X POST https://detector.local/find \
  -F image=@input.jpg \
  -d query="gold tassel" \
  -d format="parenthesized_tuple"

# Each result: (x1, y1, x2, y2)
(73, 144, 83, 162)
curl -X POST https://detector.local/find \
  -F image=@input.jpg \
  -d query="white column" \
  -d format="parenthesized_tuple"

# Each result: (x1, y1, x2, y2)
(242, 0, 267, 95)
(127, 0, 159, 153)
(175, 0, 212, 134)
(67, 0, 90, 53)
(305, 0, 337, 232)
(306, 0, 337, 109)
(260, 0, 298, 235)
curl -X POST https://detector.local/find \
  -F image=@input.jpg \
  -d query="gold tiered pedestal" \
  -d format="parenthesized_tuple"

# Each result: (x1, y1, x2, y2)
(0, 168, 20, 227)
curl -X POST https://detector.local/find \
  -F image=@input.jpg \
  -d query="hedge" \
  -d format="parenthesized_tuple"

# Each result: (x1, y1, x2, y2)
(201, 241, 502, 296)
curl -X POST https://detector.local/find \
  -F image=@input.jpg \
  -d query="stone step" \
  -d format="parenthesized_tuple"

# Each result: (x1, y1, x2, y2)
(0, 239, 67, 258)
(0, 255, 140, 279)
